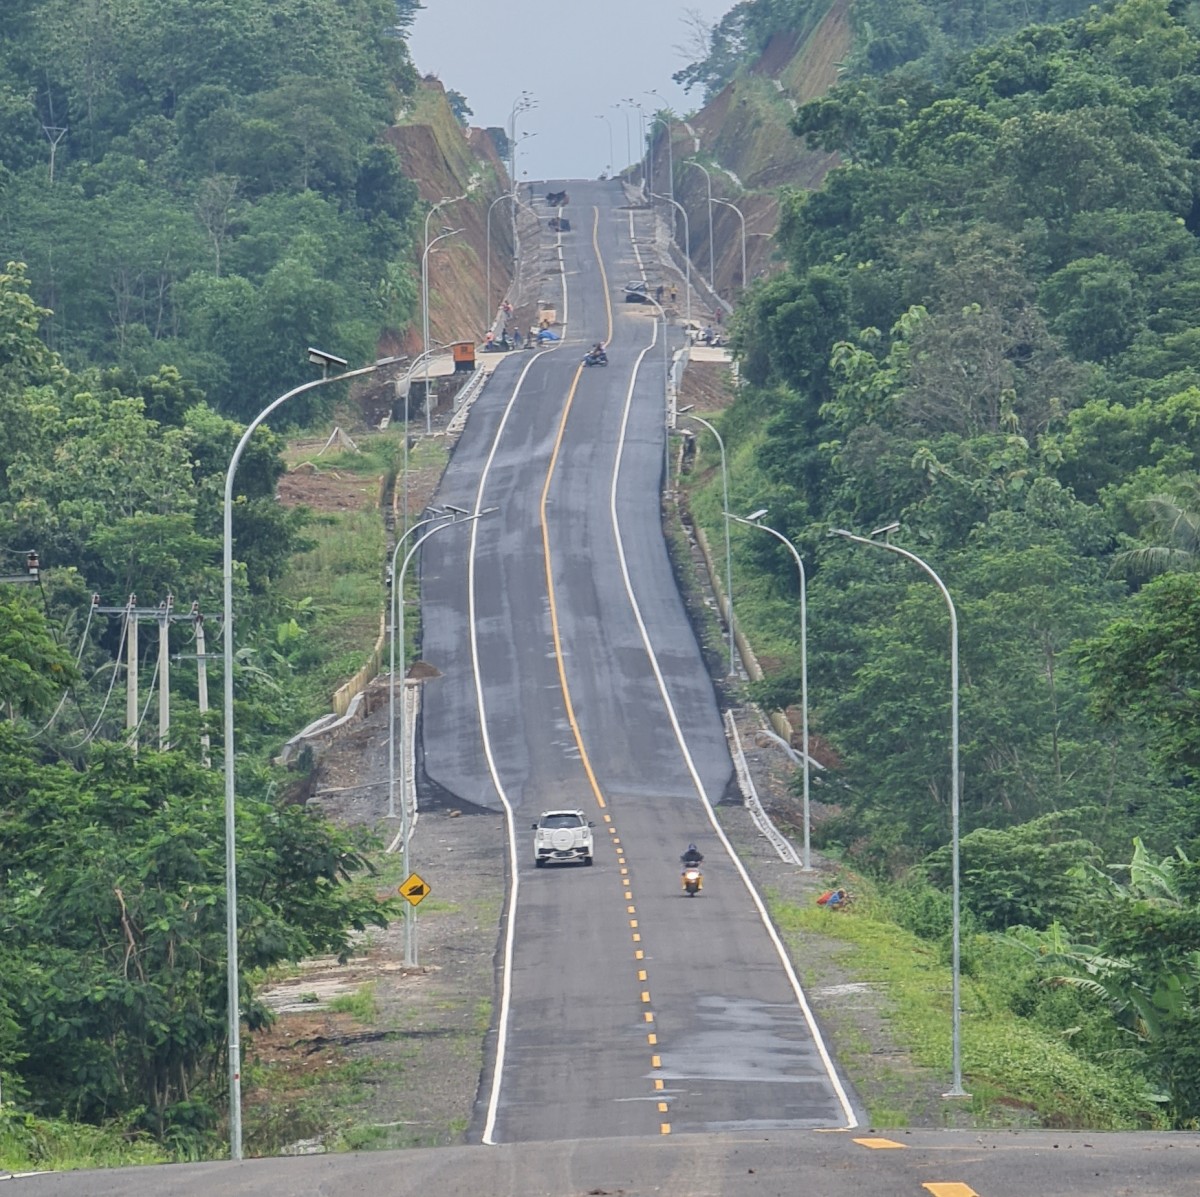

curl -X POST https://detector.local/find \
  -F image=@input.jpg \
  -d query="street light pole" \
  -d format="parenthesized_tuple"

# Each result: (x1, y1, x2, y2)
(648, 114, 675, 208)
(486, 192, 514, 334)
(684, 159, 715, 293)
(829, 526, 967, 1098)
(712, 197, 746, 292)
(613, 102, 631, 172)
(678, 408, 734, 678)
(422, 226, 463, 436)
(642, 293, 672, 494)
(388, 510, 455, 824)
(393, 507, 496, 967)
(728, 512, 812, 871)
(508, 91, 535, 188)
(651, 193, 691, 326)
(223, 351, 397, 1160)
(396, 346, 445, 540)
(594, 114, 614, 174)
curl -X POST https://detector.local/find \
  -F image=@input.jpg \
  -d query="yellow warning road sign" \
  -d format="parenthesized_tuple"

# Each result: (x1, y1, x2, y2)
(399, 873, 430, 906)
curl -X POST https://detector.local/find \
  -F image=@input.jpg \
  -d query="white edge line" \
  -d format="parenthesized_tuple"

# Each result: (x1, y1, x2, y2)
(608, 326, 860, 1131)
(466, 350, 554, 1146)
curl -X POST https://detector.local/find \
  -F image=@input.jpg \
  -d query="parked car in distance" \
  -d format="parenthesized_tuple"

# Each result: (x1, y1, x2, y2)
(623, 281, 651, 303)
(532, 809, 595, 867)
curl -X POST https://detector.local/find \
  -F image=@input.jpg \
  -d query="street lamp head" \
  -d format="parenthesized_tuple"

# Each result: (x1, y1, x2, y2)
(440, 503, 469, 516)
(746, 508, 769, 522)
(870, 520, 901, 538)
(307, 347, 348, 370)
(677, 403, 695, 413)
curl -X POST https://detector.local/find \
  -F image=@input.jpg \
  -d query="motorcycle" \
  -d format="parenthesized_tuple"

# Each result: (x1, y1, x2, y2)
(681, 865, 703, 897)
(583, 348, 608, 367)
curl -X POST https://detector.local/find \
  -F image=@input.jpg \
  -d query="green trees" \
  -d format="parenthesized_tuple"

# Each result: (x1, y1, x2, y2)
(0, 255, 382, 1141)
(0, 729, 389, 1135)
(0, 0, 420, 421)
(704, 0, 1200, 1124)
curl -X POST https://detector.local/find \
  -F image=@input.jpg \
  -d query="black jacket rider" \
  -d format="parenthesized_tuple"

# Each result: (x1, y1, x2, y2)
(681, 844, 704, 867)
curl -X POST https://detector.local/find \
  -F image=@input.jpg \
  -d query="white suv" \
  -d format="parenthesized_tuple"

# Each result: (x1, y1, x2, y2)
(532, 810, 594, 867)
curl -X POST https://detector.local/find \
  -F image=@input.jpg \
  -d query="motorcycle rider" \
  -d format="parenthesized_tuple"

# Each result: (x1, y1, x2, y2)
(681, 843, 704, 867)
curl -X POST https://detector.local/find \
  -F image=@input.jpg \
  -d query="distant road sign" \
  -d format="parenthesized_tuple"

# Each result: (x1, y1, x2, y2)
(400, 873, 430, 906)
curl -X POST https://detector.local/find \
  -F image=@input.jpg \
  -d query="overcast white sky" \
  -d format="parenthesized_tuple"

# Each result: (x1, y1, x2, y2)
(408, 0, 735, 182)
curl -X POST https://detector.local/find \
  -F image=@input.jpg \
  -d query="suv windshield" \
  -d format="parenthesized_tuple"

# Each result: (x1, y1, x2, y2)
(541, 814, 583, 828)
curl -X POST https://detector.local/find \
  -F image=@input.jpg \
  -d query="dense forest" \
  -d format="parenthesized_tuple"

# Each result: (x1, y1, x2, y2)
(0, 0, 423, 421)
(0, 0, 428, 1154)
(685, 0, 1200, 1129)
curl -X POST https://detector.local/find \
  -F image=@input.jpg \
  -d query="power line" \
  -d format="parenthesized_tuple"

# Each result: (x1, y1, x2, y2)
(29, 594, 99, 738)
(64, 610, 130, 749)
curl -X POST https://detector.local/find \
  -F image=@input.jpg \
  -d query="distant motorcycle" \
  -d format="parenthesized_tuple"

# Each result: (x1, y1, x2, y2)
(681, 865, 703, 897)
(583, 348, 608, 367)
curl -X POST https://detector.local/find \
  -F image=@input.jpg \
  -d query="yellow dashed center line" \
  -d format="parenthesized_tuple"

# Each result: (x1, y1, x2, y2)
(638, 970, 647, 981)
(651, 1054, 661, 1068)
(855, 1138, 906, 1150)
(647, 1033, 657, 1045)
(922, 1186, 979, 1197)
(660, 1122, 671, 1135)
(641, 991, 651, 1003)
(654, 1078, 664, 1091)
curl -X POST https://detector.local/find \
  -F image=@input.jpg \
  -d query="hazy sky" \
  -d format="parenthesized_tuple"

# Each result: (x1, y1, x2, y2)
(408, 0, 735, 182)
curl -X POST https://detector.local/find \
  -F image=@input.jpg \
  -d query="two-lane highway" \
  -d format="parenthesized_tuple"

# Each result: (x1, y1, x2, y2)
(419, 178, 857, 1144)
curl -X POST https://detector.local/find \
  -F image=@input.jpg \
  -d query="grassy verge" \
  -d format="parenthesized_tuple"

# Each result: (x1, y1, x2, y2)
(0, 1112, 171, 1173)
(764, 885, 1165, 1130)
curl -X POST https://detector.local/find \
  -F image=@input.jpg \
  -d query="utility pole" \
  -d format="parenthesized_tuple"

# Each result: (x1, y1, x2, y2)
(97, 594, 199, 751)
(194, 604, 211, 768)
(125, 594, 138, 750)
(158, 594, 173, 750)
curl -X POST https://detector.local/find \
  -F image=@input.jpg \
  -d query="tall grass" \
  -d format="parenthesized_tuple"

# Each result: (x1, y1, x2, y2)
(771, 893, 1166, 1129)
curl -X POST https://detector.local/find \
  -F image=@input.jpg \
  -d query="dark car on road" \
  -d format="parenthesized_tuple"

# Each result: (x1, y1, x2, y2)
(623, 281, 652, 303)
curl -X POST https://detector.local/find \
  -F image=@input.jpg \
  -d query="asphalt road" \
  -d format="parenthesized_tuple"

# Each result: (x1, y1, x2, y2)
(420, 179, 857, 1145)
(21, 1129, 1200, 1195)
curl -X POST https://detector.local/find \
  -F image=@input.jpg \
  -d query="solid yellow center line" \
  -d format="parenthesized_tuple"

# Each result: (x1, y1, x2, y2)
(539, 352, 606, 811)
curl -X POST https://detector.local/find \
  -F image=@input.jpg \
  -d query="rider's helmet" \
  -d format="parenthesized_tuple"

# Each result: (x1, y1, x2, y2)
(688, 843, 697, 852)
